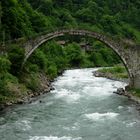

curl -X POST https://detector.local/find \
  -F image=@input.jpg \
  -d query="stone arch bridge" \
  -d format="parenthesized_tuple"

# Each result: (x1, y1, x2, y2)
(23, 29, 140, 89)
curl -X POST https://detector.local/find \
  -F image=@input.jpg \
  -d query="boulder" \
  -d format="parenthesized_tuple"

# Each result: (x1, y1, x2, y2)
(114, 88, 125, 95)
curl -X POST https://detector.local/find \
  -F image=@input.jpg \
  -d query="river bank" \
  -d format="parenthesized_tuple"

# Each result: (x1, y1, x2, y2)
(0, 73, 54, 111)
(1, 66, 140, 112)
(1, 68, 140, 140)
(93, 66, 129, 83)
(93, 67, 140, 106)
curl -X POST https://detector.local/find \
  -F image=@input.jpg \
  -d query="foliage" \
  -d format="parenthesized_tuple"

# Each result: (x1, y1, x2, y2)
(28, 49, 47, 70)
(47, 65, 57, 79)
(0, 57, 11, 73)
(8, 44, 25, 75)
(98, 65, 128, 79)
(64, 43, 84, 67)
(0, 57, 24, 103)
(27, 40, 122, 79)
(1, 0, 140, 104)
(0, 0, 140, 43)
(128, 88, 140, 97)
(24, 73, 40, 91)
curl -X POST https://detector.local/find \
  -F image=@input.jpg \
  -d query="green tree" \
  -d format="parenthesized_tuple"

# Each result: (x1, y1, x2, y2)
(64, 43, 84, 67)
(0, 57, 11, 74)
(8, 45, 25, 75)
(28, 49, 48, 70)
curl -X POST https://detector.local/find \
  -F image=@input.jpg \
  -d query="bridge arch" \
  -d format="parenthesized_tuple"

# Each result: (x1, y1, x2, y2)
(22, 29, 140, 88)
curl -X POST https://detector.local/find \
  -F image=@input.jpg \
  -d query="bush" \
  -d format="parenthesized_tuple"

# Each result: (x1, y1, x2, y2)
(98, 65, 128, 79)
(28, 49, 48, 71)
(0, 72, 19, 97)
(25, 73, 40, 91)
(0, 57, 11, 73)
(8, 44, 25, 75)
(64, 43, 84, 67)
(46, 65, 57, 79)
(113, 66, 125, 73)
(27, 64, 39, 73)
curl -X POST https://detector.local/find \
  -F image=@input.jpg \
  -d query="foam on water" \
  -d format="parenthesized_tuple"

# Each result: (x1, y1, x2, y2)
(1, 68, 140, 140)
(118, 106, 124, 110)
(16, 120, 31, 131)
(126, 122, 137, 127)
(54, 69, 94, 87)
(0, 117, 5, 124)
(45, 101, 54, 106)
(54, 89, 81, 103)
(29, 136, 82, 140)
(83, 86, 113, 97)
(82, 80, 125, 98)
(63, 122, 80, 131)
(53, 69, 127, 101)
(85, 112, 119, 121)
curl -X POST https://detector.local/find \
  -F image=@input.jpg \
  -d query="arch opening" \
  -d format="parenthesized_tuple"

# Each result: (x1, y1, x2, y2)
(23, 29, 131, 84)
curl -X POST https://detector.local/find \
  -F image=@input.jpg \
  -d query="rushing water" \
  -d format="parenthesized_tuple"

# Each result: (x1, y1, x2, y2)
(0, 68, 140, 140)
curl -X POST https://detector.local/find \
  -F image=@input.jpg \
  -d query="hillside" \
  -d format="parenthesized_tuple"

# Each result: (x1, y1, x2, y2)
(0, 0, 140, 107)
(0, 0, 140, 43)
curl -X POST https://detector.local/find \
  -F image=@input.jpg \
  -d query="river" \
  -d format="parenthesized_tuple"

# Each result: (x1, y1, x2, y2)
(0, 68, 140, 140)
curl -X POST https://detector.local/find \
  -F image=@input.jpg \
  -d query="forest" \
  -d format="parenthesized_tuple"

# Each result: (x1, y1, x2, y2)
(0, 0, 140, 105)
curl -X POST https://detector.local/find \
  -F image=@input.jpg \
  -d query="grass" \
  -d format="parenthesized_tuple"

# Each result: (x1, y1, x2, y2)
(98, 65, 140, 98)
(127, 88, 140, 97)
(98, 65, 128, 79)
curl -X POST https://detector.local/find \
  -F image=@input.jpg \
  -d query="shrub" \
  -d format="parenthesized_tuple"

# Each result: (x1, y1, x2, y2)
(25, 73, 40, 91)
(8, 44, 25, 76)
(47, 65, 57, 79)
(0, 57, 11, 73)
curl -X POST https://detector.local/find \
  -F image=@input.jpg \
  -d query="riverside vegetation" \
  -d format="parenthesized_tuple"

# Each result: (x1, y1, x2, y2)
(94, 66, 140, 103)
(0, 40, 121, 106)
(94, 65, 128, 81)
(0, 0, 140, 107)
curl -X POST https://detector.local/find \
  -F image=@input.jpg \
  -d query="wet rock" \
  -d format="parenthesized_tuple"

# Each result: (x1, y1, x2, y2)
(6, 102, 12, 106)
(39, 100, 42, 103)
(93, 71, 103, 77)
(114, 88, 125, 95)
(17, 99, 24, 104)
(50, 87, 55, 91)
(125, 85, 131, 91)
(0, 72, 59, 110)
(0, 105, 5, 111)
